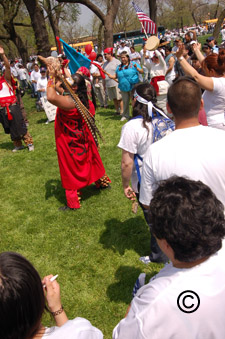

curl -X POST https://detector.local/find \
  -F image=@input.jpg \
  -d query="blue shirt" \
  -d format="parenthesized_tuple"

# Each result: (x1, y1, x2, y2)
(116, 61, 139, 92)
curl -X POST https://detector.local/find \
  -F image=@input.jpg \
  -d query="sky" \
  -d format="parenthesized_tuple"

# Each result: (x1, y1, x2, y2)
(78, 4, 94, 27)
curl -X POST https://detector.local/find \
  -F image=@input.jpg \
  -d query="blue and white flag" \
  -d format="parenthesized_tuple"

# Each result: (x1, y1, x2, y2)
(59, 38, 91, 74)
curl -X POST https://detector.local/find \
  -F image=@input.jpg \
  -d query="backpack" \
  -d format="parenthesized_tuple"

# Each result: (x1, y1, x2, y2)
(134, 110, 175, 185)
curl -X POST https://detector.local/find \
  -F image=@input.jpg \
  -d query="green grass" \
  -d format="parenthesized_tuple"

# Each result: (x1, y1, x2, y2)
(0, 94, 162, 338)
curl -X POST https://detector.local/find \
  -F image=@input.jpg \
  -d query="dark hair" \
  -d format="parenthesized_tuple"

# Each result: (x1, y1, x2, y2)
(165, 46, 172, 53)
(131, 83, 160, 133)
(201, 49, 225, 76)
(202, 43, 211, 50)
(149, 177, 225, 262)
(96, 54, 103, 61)
(0, 252, 45, 339)
(167, 76, 202, 118)
(119, 51, 130, 70)
(185, 30, 197, 41)
(72, 73, 90, 108)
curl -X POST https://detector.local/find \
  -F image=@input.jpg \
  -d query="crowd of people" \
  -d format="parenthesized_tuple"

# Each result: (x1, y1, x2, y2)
(1, 27, 225, 338)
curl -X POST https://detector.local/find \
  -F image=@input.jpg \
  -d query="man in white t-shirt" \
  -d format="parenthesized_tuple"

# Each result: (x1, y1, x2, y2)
(113, 176, 225, 339)
(117, 40, 130, 58)
(30, 64, 41, 97)
(140, 77, 225, 208)
(138, 77, 225, 263)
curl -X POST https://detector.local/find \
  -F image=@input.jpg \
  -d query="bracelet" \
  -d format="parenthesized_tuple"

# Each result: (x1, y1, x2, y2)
(47, 79, 55, 88)
(51, 305, 64, 316)
(179, 56, 184, 61)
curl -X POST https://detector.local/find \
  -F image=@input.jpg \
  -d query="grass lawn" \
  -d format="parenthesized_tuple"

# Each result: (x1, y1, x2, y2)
(0, 93, 163, 338)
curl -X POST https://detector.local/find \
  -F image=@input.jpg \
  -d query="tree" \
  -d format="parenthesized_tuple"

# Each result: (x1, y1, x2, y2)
(40, 0, 80, 51)
(114, 0, 140, 33)
(148, 0, 157, 24)
(0, 0, 30, 62)
(23, 0, 51, 56)
(213, 8, 225, 38)
(56, 0, 121, 47)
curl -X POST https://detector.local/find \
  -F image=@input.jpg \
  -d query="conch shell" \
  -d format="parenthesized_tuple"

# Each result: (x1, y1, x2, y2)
(38, 55, 61, 71)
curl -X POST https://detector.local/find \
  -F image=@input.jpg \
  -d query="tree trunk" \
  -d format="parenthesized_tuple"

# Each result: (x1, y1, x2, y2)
(103, 18, 114, 47)
(3, 21, 29, 62)
(43, 0, 61, 53)
(97, 22, 103, 53)
(0, 0, 29, 62)
(148, 0, 157, 24)
(191, 11, 198, 26)
(213, 9, 225, 40)
(23, 0, 51, 56)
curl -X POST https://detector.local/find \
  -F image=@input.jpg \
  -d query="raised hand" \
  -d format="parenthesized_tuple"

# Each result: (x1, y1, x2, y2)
(0, 45, 5, 55)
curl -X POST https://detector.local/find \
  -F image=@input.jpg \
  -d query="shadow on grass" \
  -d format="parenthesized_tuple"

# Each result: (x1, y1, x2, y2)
(107, 265, 159, 303)
(45, 179, 102, 204)
(81, 184, 102, 200)
(45, 179, 65, 204)
(0, 141, 13, 150)
(99, 216, 150, 256)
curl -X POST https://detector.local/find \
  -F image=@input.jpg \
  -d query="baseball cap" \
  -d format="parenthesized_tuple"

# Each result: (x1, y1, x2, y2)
(104, 47, 113, 55)
(206, 36, 215, 42)
(40, 67, 46, 73)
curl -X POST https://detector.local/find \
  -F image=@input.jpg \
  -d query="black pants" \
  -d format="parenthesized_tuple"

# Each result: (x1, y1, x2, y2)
(0, 104, 27, 141)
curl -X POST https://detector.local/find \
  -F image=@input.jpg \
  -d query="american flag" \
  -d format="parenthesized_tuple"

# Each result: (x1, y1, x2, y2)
(132, 1, 156, 35)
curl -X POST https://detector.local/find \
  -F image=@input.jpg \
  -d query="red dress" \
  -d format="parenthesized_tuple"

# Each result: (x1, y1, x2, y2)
(55, 100, 105, 192)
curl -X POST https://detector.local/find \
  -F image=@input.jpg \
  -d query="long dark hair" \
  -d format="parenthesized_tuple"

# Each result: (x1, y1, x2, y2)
(131, 83, 160, 132)
(72, 73, 90, 108)
(0, 252, 46, 339)
(119, 51, 130, 70)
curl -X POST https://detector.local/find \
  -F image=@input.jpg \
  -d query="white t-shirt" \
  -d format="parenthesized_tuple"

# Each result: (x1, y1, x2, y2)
(30, 70, 41, 91)
(117, 46, 131, 57)
(221, 28, 225, 41)
(142, 50, 169, 96)
(130, 52, 141, 65)
(202, 77, 225, 126)
(10, 66, 18, 78)
(113, 246, 225, 339)
(37, 76, 47, 96)
(44, 317, 103, 339)
(17, 68, 27, 81)
(117, 118, 153, 192)
(139, 125, 225, 207)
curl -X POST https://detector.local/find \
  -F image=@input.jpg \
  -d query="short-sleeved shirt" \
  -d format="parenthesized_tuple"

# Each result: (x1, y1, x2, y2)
(116, 61, 139, 92)
(117, 46, 131, 57)
(103, 58, 121, 88)
(139, 125, 225, 207)
(118, 117, 153, 192)
(45, 317, 103, 339)
(202, 77, 225, 125)
(113, 244, 225, 339)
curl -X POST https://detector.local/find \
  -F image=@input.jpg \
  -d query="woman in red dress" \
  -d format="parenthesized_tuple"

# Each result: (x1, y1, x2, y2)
(47, 72, 110, 210)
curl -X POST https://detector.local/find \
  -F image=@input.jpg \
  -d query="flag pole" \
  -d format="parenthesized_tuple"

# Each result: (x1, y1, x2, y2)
(141, 22, 149, 40)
